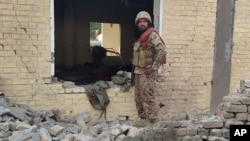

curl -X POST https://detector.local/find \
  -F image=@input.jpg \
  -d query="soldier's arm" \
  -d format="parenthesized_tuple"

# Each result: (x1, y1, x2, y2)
(149, 32, 167, 70)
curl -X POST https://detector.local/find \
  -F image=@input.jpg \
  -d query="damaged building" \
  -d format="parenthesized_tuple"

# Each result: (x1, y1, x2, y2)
(0, 0, 250, 124)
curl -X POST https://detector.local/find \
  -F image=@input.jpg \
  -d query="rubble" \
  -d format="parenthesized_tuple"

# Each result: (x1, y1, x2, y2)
(1, 79, 250, 140)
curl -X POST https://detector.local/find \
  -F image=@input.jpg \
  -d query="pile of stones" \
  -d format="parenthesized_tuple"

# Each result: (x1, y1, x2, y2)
(0, 93, 147, 141)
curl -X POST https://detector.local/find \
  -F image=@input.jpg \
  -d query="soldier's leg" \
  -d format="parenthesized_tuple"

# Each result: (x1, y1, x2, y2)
(134, 74, 146, 118)
(141, 72, 157, 121)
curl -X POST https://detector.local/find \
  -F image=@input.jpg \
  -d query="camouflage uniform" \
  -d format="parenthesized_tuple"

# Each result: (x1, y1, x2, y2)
(133, 31, 167, 121)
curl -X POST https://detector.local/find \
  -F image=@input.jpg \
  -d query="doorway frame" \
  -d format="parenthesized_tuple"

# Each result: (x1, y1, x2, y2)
(153, 0, 163, 35)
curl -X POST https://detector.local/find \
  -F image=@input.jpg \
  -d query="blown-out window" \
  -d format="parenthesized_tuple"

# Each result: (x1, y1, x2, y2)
(90, 22, 121, 56)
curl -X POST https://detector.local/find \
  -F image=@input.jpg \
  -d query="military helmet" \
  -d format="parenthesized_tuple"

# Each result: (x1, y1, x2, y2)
(135, 11, 152, 25)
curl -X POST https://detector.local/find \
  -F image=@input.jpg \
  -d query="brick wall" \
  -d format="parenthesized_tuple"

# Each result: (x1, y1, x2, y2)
(0, 0, 51, 92)
(0, 0, 56, 112)
(0, 0, 218, 121)
(0, 0, 136, 121)
(230, 0, 250, 93)
(160, 0, 217, 117)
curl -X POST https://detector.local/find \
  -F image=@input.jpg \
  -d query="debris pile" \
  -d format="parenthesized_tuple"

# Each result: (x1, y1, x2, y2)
(0, 93, 148, 141)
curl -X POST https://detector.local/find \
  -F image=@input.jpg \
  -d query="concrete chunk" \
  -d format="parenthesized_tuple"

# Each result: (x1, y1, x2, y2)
(242, 88, 250, 95)
(183, 135, 202, 141)
(240, 96, 250, 105)
(223, 96, 242, 104)
(222, 112, 234, 119)
(0, 123, 9, 131)
(201, 120, 223, 129)
(9, 107, 27, 121)
(9, 121, 17, 131)
(16, 121, 32, 130)
(63, 134, 74, 141)
(86, 120, 98, 127)
(176, 128, 187, 136)
(65, 124, 81, 134)
(156, 121, 181, 128)
(223, 103, 247, 113)
(52, 108, 61, 122)
(222, 129, 229, 138)
(180, 120, 193, 127)
(240, 79, 250, 88)
(73, 134, 93, 141)
(0, 130, 11, 138)
(0, 106, 10, 116)
(186, 127, 198, 136)
(236, 113, 248, 121)
(40, 128, 52, 141)
(225, 120, 244, 128)
(9, 129, 34, 141)
(94, 131, 111, 141)
(81, 111, 91, 123)
(198, 129, 209, 136)
(207, 136, 227, 141)
(48, 125, 64, 136)
(0, 97, 11, 107)
(76, 115, 86, 127)
(210, 129, 222, 137)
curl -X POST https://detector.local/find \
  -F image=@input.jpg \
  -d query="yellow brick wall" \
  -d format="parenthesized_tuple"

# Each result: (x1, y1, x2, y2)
(0, 0, 57, 112)
(0, 0, 218, 121)
(159, 0, 217, 117)
(0, 0, 51, 89)
(230, 0, 250, 93)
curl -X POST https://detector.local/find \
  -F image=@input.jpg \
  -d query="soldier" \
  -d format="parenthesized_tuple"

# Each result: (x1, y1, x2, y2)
(132, 11, 167, 122)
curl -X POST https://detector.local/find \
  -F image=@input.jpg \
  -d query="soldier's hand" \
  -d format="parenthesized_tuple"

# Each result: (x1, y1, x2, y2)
(145, 67, 155, 75)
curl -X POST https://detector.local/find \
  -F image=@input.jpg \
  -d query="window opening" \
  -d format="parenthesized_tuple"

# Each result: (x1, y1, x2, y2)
(90, 22, 121, 56)
(53, 0, 154, 86)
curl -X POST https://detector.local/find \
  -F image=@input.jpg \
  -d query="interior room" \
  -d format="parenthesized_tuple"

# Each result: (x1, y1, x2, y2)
(54, 0, 153, 85)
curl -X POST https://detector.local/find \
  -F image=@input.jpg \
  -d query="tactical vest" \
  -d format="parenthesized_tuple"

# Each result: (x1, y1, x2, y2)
(132, 41, 155, 67)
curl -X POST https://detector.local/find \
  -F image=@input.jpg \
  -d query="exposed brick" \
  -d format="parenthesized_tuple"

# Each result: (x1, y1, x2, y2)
(240, 79, 250, 88)
(247, 114, 250, 122)
(176, 128, 187, 136)
(198, 129, 209, 136)
(236, 113, 248, 121)
(223, 103, 247, 113)
(224, 120, 244, 129)
(210, 129, 222, 137)
(222, 129, 229, 138)
(48, 125, 64, 136)
(63, 134, 74, 141)
(201, 120, 223, 129)
(186, 127, 198, 136)
(223, 95, 244, 105)
(156, 121, 181, 128)
(223, 112, 234, 119)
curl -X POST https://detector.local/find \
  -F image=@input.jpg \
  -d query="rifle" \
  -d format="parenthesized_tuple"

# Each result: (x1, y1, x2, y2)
(130, 65, 135, 86)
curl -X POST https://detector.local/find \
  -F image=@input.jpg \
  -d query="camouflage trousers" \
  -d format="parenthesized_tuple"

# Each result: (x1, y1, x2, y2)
(134, 72, 157, 121)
